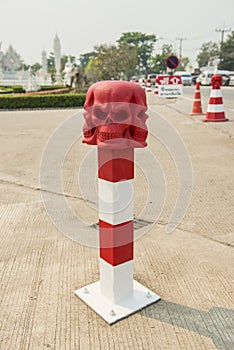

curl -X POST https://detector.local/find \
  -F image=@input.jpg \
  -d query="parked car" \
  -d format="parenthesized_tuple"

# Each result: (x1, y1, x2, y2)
(229, 74, 234, 86)
(191, 74, 199, 85)
(223, 72, 234, 86)
(199, 70, 233, 86)
(175, 71, 192, 86)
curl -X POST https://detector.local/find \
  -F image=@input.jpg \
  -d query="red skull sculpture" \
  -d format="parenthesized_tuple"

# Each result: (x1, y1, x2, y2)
(211, 74, 222, 89)
(82, 80, 148, 149)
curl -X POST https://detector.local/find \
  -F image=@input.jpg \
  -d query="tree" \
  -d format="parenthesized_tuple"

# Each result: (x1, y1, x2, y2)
(219, 30, 234, 70)
(150, 44, 174, 73)
(85, 57, 100, 82)
(47, 52, 56, 82)
(177, 57, 190, 71)
(117, 32, 157, 76)
(85, 43, 137, 82)
(79, 52, 96, 70)
(196, 41, 219, 68)
(116, 42, 137, 80)
(21, 63, 30, 71)
(85, 44, 117, 81)
(47, 52, 55, 72)
(30, 62, 42, 74)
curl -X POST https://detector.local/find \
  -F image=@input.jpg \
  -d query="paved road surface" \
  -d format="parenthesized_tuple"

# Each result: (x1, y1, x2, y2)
(0, 96, 233, 350)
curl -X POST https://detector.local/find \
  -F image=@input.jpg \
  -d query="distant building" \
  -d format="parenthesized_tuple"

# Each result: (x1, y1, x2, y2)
(0, 44, 22, 73)
(0, 43, 25, 84)
(53, 34, 62, 83)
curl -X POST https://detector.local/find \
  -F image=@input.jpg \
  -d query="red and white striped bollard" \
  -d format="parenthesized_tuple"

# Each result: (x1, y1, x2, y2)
(75, 81, 160, 324)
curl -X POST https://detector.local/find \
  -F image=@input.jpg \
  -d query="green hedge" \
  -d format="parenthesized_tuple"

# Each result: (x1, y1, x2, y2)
(0, 93, 86, 110)
(12, 85, 25, 93)
(0, 87, 13, 94)
(39, 85, 65, 91)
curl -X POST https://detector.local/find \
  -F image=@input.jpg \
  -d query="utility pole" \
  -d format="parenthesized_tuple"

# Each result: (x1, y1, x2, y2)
(215, 27, 231, 64)
(176, 36, 187, 61)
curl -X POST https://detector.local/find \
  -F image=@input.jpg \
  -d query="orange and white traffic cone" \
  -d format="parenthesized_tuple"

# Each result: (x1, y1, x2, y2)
(154, 82, 159, 95)
(145, 79, 152, 92)
(190, 80, 204, 115)
(203, 74, 228, 122)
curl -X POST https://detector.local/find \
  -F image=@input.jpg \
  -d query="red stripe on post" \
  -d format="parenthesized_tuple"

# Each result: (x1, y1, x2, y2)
(98, 148, 134, 182)
(100, 219, 134, 266)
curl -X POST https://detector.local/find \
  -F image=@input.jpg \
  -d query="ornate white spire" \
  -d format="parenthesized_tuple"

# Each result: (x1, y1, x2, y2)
(53, 33, 61, 73)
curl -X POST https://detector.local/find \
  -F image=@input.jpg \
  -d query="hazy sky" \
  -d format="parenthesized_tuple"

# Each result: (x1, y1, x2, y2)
(0, 0, 233, 68)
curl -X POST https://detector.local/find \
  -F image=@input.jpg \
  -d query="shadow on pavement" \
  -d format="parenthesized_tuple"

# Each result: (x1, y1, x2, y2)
(142, 299, 234, 350)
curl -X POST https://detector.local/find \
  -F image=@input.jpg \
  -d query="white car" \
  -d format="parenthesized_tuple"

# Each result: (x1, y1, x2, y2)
(228, 74, 234, 86)
(199, 70, 233, 86)
(175, 71, 192, 86)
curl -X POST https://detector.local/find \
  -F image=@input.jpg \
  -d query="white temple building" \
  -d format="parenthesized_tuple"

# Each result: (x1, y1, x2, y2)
(0, 43, 29, 86)
(0, 34, 65, 89)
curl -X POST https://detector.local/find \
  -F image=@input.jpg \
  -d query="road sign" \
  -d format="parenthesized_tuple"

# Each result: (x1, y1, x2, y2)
(156, 75, 182, 98)
(166, 55, 180, 70)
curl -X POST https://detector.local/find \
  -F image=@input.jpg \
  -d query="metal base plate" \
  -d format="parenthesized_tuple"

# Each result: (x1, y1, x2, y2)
(75, 280, 160, 324)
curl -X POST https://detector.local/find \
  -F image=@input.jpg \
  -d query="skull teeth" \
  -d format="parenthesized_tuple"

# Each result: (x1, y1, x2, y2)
(84, 129, 94, 138)
(133, 130, 147, 141)
(98, 131, 122, 141)
(84, 131, 92, 137)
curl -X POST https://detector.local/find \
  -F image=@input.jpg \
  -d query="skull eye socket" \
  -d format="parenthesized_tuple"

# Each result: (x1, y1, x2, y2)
(115, 110, 129, 122)
(94, 108, 107, 120)
(138, 111, 146, 120)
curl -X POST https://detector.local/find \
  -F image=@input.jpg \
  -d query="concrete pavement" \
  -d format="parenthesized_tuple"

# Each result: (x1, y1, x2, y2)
(0, 96, 233, 350)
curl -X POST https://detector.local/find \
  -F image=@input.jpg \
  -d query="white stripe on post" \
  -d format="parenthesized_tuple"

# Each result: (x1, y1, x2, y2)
(98, 178, 134, 225)
(100, 259, 133, 303)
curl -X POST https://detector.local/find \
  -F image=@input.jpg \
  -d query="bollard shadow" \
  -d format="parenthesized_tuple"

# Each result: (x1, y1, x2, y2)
(141, 299, 234, 350)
